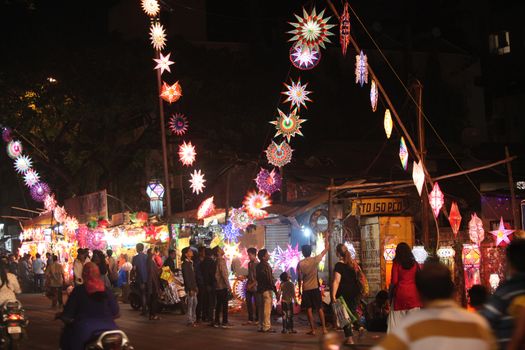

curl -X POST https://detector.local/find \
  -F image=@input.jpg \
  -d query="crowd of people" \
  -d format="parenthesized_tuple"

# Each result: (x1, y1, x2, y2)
(0, 237, 523, 349)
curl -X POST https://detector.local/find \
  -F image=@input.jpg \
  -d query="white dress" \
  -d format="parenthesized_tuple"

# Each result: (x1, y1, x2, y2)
(0, 273, 21, 305)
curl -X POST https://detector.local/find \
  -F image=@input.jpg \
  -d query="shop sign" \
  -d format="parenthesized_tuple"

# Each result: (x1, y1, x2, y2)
(351, 197, 404, 216)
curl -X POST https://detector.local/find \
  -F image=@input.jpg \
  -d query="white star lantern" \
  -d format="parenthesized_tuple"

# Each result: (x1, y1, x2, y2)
(282, 78, 312, 110)
(149, 22, 167, 51)
(178, 141, 196, 166)
(153, 52, 174, 75)
(141, 0, 160, 17)
(189, 169, 206, 194)
(14, 155, 32, 174)
(490, 217, 514, 247)
(24, 169, 40, 187)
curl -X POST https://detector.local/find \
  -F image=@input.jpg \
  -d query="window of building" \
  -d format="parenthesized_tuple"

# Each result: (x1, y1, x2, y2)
(489, 31, 511, 55)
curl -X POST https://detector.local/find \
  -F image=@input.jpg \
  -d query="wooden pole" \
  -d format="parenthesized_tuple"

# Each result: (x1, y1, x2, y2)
(505, 146, 520, 228)
(327, 178, 334, 289)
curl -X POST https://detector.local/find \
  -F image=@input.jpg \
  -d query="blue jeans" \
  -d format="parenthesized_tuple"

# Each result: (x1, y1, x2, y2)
(187, 291, 198, 324)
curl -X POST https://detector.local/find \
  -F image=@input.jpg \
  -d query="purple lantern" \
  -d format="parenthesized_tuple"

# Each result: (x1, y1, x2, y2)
(30, 182, 51, 202)
(146, 179, 165, 217)
(2, 127, 13, 143)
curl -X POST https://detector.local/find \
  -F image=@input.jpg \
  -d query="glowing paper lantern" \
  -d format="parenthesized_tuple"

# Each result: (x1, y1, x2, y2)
(149, 22, 166, 51)
(160, 81, 182, 104)
(355, 50, 368, 87)
(270, 108, 306, 142)
(399, 137, 408, 170)
(146, 179, 165, 217)
(272, 244, 302, 273)
(412, 245, 428, 264)
(384, 109, 393, 139)
(437, 246, 455, 259)
(282, 78, 312, 111)
(255, 168, 281, 195)
(86, 229, 107, 251)
(197, 196, 215, 219)
(412, 160, 425, 196)
(223, 241, 242, 262)
(448, 201, 462, 236)
(153, 52, 174, 75)
(428, 182, 444, 218)
(490, 217, 514, 247)
(383, 244, 396, 261)
(14, 155, 32, 174)
(168, 113, 188, 136)
(462, 244, 481, 267)
(468, 213, 485, 244)
(30, 182, 50, 202)
(489, 274, 500, 291)
(265, 141, 293, 168)
(189, 169, 206, 195)
(243, 191, 271, 219)
(339, 2, 350, 56)
(288, 8, 335, 50)
(64, 216, 79, 234)
(289, 45, 321, 70)
(54, 206, 67, 223)
(7, 140, 23, 159)
(229, 207, 253, 231)
(141, 0, 160, 17)
(44, 194, 57, 212)
(178, 141, 196, 166)
(23, 169, 40, 187)
(223, 222, 241, 243)
(2, 127, 13, 143)
(370, 80, 378, 112)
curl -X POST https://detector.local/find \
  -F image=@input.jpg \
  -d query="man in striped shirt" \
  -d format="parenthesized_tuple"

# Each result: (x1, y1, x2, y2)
(372, 262, 497, 350)
(480, 239, 525, 350)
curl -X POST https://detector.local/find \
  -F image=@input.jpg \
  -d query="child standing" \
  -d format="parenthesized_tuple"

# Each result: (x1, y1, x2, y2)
(279, 272, 297, 334)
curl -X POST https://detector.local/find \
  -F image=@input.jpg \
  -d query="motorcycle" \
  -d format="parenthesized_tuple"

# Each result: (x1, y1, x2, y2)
(84, 330, 134, 350)
(0, 300, 28, 350)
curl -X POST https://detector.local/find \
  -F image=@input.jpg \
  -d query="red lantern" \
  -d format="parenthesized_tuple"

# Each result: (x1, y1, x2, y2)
(448, 201, 462, 237)
(136, 211, 149, 223)
(339, 2, 350, 56)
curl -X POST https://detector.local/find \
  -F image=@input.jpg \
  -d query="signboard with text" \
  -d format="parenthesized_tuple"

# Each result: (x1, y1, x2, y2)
(351, 197, 405, 216)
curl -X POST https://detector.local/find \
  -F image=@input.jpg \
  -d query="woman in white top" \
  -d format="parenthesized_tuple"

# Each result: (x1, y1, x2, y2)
(0, 262, 21, 305)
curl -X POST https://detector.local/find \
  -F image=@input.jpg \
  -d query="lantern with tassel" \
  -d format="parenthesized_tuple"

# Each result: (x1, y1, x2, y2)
(428, 182, 444, 218)
(448, 201, 462, 237)
(146, 179, 165, 217)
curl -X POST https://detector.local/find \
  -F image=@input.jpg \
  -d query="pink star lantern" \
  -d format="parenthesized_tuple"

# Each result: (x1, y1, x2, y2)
(153, 53, 174, 75)
(490, 217, 514, 247)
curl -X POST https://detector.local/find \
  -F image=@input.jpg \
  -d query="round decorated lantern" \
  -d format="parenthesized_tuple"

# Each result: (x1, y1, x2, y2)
(412, 245, 428, 264)
(383, 244, 396, 261)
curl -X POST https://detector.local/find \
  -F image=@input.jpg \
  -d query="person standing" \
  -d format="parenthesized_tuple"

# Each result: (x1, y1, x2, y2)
(32, 253, 45, 292)
(147, 248, 161, 320)
(279, 272, 297, 334)
(7, 255, 18, 277)
(163, 249, 177, 274)
(256, 249, 277, 333)
(18, 254, 32, 293)
(332, 243, 363, 344)
(372, 263, 496, 350)
(181, 247, 199, 327)
(213, 246, 232, 328)
(244, 247, 259, 325)
(106, 249, 118, 287)
(388, 242, 421, 332)
(45, 252, 53, 270)
(131, 243, 149, 316)
(200, 248, 216, 324)
(195, 246, 205, 323)
(480, 239, 525, 350)
(45, 255, 64, 309)
(92, 250, 111, 289)
(297, 235, 329, 336)
(73, 249, 88, 286)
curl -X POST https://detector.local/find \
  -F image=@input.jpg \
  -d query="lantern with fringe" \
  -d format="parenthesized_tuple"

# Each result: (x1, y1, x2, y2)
(448, 202, 462, 236)
(428, 182, 444, 218)
(355, 50, 368, 87)
(370, 80, 378, 112)
(146, 179, 165, 217)
(339, 2, 350, 56)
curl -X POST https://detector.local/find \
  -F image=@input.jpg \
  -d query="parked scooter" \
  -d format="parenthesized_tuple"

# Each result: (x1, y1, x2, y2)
(0, 301, 28, 350)
(84, 330, 134, 350)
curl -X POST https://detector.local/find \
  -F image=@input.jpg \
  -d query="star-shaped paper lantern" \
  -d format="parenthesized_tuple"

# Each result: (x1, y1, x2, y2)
(160, 81, 182, 104)
(7, 140, 23, 159)
(340, 2, 350, 56)
(243, 191, 271, 219)
(270, 108, 306, 142)
(272, 244, 302, 273)
(153, 52, 174, 75)
(223, 241, 242, 262)
(30, 182, 50, 202)
(399, 137, 408, 170)
(370, 80, 378, 112)
(169, 113, 188, 136)
(428, 182, 444, 218)
(223, 222, 241, 243)
(141, 0, 160, 17)
(197, 196, 215, 219)
(189, 169, 206, 194)
(468, 213, 485, 245)
(54, 205, 67, 223)
(14, 155, 32, 174)
(448, 201, 462, 236)
(265, 141, 293, 168)
(290, 44, 321, 70)
(178, 141, 196, 166)
(282, 78, 312, 110)
(288, 8, 335, 50)
(384, 109, 393, 139)
(355, 50, 369, 87)
(24, 169, 40, 187)
(255, 168, 281, 195)
(229, 207, 254, 231)
(44, 194, 57, 212)
(412, 160, 425, 196)
(64, 216, 79, 234)
(490, 217, 514, 247)
(149, 22, 167, 51)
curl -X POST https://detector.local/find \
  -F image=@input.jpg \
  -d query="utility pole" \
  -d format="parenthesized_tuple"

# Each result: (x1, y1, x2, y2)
(505, 146, 520, 228)
(414, 80, 430, 247)
(155, 51, 172, 219)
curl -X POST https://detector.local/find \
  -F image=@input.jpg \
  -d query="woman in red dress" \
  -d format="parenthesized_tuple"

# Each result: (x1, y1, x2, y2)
(388, 242, 421, 332)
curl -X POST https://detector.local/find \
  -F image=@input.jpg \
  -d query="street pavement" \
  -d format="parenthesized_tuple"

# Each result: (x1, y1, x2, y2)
(18, 294, 383, 350)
